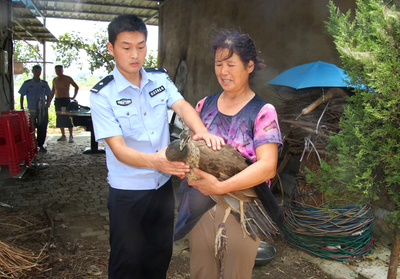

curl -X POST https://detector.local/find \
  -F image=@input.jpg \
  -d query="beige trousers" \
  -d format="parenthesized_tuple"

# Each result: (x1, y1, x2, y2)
(188, 204, 261, 279)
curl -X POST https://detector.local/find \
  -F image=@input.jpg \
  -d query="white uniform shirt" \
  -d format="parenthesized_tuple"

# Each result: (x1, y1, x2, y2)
(90, 67, 183, 190)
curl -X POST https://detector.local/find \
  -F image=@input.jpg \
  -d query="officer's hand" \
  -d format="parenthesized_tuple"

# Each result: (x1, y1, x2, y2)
(153, 147, 190, 177)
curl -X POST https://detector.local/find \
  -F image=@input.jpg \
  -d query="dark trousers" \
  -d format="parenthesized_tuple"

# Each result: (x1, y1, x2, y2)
(54, 98, 73, 128)
(31, 107, 48, 148)
(108, 179, 175, 279)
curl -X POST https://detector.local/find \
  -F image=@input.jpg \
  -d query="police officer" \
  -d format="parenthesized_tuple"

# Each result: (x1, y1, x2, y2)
(19, 65, 52, 152)
(90, 14, 224, 279)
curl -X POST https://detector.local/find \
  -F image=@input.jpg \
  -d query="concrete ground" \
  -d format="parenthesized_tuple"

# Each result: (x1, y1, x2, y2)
(0, 130, 397, 279)
(0, 131, 110, 246)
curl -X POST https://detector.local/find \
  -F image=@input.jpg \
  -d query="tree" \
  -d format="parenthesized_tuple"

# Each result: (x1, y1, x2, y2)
(143, 50, 157, 69)
(306, 1, 400, 278)
(13, 40, 42, 74)
(52, 29, 157, 73)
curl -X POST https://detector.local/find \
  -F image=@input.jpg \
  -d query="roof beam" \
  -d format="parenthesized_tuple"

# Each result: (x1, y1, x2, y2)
(41, 9, 156, 20)
(16, 23, 44, 28)
(14, 19, 42, 42)
(143, 11, 158, 24)
(19, 0, 46, 19)
(12, 14, 36, 19)
(6, 27, 45, 58)
(16, 35, 56, 40)
(38, 0, 158, 11)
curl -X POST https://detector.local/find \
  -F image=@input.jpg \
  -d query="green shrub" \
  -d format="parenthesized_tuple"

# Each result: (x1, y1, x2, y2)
(307, 0, 400, 231)
(306, 2, 400, 275)
(48, 106, 56, 128)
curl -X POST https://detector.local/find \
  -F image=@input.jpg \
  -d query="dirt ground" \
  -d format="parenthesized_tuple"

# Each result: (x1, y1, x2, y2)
(0, 131, 357, 278)
(0, 178, 342, 279)
(0, 210, 338, 279)
(169, 236, 337, 279)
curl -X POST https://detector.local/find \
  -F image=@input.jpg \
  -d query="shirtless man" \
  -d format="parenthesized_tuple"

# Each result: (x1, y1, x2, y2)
(49, 65, 79, 143)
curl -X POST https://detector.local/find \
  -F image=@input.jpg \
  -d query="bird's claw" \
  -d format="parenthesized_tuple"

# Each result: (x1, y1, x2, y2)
(239, 201, 250, 238)
(215, 223, 228, 257)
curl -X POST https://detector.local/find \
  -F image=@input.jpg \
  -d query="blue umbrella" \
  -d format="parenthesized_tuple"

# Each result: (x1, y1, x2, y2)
(267, 61, 349, 90)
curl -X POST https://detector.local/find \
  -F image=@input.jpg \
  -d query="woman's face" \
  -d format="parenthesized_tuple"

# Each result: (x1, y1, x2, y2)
(214, 48, 254, 93)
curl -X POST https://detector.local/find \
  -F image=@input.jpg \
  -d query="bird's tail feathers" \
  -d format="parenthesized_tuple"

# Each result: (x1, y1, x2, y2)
(232, 199, 280, 241)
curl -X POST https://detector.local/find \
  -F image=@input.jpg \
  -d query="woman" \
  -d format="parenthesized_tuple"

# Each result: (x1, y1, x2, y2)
(174, 29, 283, 279)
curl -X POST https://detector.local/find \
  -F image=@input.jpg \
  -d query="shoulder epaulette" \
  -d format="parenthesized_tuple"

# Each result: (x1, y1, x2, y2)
(41, 80, 48, 83)
(90, 75, 114, 93)
(144, 67, 168, 73)
(23, 79, 33, 83)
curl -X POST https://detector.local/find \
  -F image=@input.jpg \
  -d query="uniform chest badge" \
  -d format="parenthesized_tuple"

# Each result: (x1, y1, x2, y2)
(149, 86, 165, 97)
(116, 98, 132, 106)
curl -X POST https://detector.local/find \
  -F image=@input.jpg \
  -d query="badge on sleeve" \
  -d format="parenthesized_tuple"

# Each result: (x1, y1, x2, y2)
(144, 68, 168, 73)
(149, 86, 165, 97)
(90, 75, 114, 93)
(116, 98, 132, 106)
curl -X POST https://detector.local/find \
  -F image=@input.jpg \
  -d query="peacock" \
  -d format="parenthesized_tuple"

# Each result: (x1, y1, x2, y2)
(166, 129, 281, 256)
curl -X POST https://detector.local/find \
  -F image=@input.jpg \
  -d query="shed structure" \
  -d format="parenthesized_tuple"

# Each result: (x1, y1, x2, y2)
(1, 0, 356, 113)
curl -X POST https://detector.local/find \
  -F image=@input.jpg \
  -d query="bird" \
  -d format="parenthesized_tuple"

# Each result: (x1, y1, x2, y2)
(166, 130, 280, 257)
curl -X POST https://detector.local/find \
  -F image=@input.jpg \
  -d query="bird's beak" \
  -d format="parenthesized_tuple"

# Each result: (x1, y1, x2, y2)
(180, 135, 190, 151)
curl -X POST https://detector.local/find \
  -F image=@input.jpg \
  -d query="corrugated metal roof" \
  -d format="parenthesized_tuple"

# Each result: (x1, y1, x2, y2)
(34, 0, 161, 25)
(11, 0, 165, 43)
(12, 1, 58, 43)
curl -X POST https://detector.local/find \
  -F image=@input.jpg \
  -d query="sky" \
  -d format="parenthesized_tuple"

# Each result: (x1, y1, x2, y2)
(42, 18, 159, 78)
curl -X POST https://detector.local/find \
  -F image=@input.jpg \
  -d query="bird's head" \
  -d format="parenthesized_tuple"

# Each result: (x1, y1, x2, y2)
(166, 139, 188, 162)
(179, 129, 191, 151)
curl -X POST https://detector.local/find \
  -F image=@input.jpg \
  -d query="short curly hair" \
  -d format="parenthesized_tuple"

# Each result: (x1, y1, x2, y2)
(211, 29, 265, 84)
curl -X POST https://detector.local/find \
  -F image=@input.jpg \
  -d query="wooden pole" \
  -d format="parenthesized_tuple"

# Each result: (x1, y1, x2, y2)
(298, 88, 348, 117)
(387, 231, 399, 279)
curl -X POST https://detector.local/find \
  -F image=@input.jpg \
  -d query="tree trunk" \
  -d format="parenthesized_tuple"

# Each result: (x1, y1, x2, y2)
(387, 230, 400, 279)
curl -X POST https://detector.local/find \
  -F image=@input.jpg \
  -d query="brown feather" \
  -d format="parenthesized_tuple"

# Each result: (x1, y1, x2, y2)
(196, 140, 248, 180)
(166, 139, 279, 240)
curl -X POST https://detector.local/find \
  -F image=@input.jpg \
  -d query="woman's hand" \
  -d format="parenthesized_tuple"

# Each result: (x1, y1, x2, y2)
(192, 132, 225, 151)
(187, 168, 225, 195)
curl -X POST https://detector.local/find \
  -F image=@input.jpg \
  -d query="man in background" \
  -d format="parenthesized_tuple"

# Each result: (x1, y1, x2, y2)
(48, 65, 79, 143)
(18, 65, 52, 152)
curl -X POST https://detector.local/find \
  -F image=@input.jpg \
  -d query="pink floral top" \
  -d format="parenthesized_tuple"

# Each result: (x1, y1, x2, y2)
(174, 91, 283, 241)
(195, 92, 283, 162)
